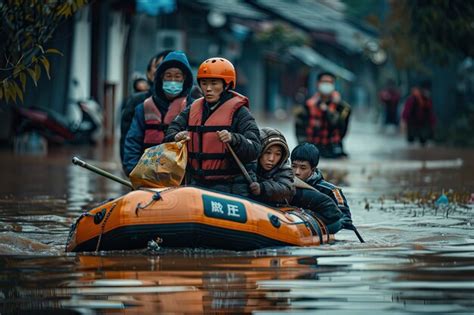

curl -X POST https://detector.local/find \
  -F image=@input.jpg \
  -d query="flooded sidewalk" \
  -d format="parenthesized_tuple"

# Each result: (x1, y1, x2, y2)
(0, 118, 473, 314)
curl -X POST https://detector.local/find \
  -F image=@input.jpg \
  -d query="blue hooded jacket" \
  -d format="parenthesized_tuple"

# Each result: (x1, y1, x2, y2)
(123, 51, 194, 175)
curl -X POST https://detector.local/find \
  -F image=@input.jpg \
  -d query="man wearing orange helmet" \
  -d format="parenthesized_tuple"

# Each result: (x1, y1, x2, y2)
(165, 57, 261, 197)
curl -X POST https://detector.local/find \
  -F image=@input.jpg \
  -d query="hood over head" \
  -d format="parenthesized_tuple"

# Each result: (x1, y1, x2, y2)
(259, 127, 290, 169)
(153, 51, 193, 100)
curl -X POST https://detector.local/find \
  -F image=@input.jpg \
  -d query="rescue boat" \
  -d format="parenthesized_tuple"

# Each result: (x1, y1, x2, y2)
(66, 186, 332, 252)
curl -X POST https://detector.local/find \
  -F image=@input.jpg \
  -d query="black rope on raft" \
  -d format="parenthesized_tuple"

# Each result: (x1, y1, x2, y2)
(95, 203, 117, 252)
(135, 192, 162, 216)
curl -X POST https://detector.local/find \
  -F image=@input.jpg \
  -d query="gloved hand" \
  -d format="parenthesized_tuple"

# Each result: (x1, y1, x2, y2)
(340, 216, 353, 229)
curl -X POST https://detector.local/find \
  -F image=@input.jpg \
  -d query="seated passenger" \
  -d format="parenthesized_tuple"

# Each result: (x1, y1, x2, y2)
(249, 127, 295, 205)
(249, 128, 343, 233)
(291, 142, 352, 223)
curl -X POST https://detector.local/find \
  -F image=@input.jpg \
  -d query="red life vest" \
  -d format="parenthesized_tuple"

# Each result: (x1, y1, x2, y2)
(305, 92, 341, 145)
(143, 96, 187, 147)
(187, 91, 248, 180)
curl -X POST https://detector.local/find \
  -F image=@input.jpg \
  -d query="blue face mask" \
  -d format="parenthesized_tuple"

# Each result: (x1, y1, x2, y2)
(162, 81, 183, 96)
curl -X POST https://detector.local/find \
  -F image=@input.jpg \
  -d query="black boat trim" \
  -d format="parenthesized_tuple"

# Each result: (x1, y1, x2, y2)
(71, 222, 295, 252)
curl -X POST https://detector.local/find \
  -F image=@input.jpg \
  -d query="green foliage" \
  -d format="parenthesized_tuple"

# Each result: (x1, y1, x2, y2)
(372, 0, 474, 69)
(0, 0, 87, 104)
(342, 0, 382, 20)
(255, 22, 309, 53)
(435, 103, 474, 147)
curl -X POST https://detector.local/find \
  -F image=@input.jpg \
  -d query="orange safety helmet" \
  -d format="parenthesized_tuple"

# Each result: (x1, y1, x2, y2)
(197, 57, 236, 89)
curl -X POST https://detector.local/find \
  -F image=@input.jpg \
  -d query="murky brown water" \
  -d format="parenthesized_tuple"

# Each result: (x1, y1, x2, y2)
(0, 121, 473, 314)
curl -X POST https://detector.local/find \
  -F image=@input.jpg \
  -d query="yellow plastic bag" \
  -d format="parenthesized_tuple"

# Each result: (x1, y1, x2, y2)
(129, 140, 187, 189)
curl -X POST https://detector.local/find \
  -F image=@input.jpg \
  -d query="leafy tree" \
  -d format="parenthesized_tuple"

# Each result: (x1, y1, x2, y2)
(369, 0, 474, 69)
(255, 22, 309, 54)
(0, 0, 88, 104)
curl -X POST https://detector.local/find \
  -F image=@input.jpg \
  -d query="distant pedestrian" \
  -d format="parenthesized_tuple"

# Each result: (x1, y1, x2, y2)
(401, 80, 436, 146)
(379, 78, 401, 127)
(132, 77, 150, 93)
(295, 72, 351, 158)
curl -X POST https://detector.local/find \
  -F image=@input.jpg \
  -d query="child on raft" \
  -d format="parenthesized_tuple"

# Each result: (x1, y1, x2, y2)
(249, 127, 344, 233)
(291, 142, 352, 224)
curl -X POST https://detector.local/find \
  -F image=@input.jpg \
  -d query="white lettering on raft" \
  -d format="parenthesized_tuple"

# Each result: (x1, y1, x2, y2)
(211, 201, 224, 214)
(227, 204, 240, 217)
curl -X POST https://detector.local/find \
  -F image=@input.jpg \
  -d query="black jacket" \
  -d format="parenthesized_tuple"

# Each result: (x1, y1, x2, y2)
(164, 93, 261, 196)
(256, 162, 295, 205)
(119, 91, 150, 163)
(254, 127, 295, 205)
(306, 169, 351, 219)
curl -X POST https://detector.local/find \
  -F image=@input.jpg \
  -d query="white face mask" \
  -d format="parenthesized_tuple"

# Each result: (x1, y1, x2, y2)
(318, 82, 335, 95)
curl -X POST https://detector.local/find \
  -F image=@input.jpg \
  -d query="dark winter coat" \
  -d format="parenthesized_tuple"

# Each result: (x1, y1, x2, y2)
(119, 91, 150, 165)
(401, 89, 435, 128)
(305, 169, 352, 220)
(164, 91, 261, 197)
(254, 127, 295, 205)
(123, 52, 194, 176)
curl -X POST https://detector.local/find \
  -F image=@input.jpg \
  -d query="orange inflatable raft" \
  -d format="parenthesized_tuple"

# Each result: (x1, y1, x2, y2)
(66, 186, 332, 252)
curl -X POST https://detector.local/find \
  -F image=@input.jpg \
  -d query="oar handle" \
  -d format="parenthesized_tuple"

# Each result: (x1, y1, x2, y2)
(225, 143, 253, 185)
(345, 223, 365, 243)
(72, 156, 134, 189)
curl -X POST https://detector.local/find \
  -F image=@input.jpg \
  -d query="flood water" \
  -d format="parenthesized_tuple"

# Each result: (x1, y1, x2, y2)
(0, 121, 473, 314)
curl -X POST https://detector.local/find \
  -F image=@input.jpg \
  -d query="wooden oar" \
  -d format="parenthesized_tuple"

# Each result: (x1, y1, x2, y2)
(72, 156, 134, 189)
(225, 143, 253, 184)
(345, 223, 365, 243)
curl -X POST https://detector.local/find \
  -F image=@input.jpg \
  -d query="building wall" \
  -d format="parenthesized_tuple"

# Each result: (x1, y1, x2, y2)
(130, 14, 159, 81)
(69, 7, 92, 101)
(105, 11, 128, 144)
(240, 42, 265, 115)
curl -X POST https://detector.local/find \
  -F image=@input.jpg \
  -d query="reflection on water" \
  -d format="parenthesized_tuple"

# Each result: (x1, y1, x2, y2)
(67, 162, 95, 212)
(0, 126, 473, 313)
(1, 248, 474, 314)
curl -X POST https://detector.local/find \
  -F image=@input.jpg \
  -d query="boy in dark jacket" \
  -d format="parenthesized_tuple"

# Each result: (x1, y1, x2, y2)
(291, 142, 352, 223)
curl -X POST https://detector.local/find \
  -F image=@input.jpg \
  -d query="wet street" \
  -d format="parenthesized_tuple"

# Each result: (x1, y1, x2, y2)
(0, 117, 473, 314)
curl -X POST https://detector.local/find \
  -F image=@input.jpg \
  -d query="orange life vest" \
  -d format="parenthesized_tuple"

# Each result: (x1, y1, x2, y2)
(187, 91, 248, 180)
(305, 92, 341, 145)
(143, 96, 187, 147)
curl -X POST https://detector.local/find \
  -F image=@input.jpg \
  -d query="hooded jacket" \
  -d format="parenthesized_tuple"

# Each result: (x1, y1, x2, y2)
(123, 52, 194, 175)
(254, 127, 295, 205)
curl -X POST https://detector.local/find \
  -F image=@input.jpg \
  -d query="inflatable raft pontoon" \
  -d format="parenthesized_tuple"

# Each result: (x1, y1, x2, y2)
(66, 186, 332, 252)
